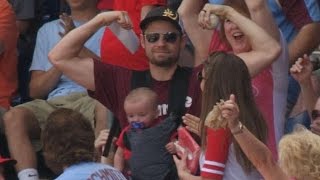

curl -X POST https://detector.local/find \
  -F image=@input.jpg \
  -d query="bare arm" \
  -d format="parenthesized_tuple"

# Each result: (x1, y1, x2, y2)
(114, 147, 125, 172)
(290, 55, 317, 117)
(289, 23, 320, 64)
(48, 11, 132, 91)
(244, 0, 280, 41)
(221, 95, 289, 180)
(29, 69, 62, 99)
(178, 0, 213, 66)
(200, 4, 281, 77)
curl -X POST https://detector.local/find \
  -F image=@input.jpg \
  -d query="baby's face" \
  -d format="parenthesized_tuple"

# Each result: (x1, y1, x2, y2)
(124, 99, 158, 127)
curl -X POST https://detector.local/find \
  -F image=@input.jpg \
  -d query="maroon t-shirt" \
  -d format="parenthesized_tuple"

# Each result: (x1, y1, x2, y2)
(90, 60, 202, 128)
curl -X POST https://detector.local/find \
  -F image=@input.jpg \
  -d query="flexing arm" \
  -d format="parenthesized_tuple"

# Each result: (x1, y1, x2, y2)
(178, 0, 213, 66)
(289, 23, 320, 64)
(244, 0, 280, 41)
(221, 95, 289, 180)
(200, 4, 281, 77)
(290, 55, 317, 117)
(48, 11, 132, 91)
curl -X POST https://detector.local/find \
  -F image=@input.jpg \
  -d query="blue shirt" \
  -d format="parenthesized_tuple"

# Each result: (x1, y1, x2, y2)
(55, 162, 126, 180)
(30, 19, 105, 100)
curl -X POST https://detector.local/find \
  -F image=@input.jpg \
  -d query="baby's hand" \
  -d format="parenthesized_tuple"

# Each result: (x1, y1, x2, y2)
(165, 142, 177, 154)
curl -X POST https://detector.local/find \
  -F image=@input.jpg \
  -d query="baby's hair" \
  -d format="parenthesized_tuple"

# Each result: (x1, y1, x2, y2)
(125, 87, 158, 110)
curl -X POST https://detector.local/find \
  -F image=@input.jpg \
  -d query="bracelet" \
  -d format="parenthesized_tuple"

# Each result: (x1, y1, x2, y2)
(231, 122, 244, 135)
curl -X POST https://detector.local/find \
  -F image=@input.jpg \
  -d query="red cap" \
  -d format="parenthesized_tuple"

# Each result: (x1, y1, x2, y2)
(0, 156, 16, 166)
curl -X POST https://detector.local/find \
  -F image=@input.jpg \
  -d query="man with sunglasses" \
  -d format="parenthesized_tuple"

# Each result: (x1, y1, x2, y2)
(48, 7, 202, 132)
(290, 54, 320, 135)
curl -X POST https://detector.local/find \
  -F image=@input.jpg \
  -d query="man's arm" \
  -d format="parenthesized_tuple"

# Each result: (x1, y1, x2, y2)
(289, 23, 320, 64)
(49, 11, 132, 91)
(29, 69, 62, 99)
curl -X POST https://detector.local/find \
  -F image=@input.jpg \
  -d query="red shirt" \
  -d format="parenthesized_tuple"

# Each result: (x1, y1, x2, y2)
(0, 1, 18, 108)
(100, 0, 166, 70)
(97, 0, 114, 10)
(90, 60, 202, 128)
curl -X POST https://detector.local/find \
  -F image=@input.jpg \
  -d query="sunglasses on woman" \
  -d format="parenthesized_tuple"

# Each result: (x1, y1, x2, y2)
(144, 32, 180, 43)
(197, 72, 206, 81)
(311, 109, 320, 120)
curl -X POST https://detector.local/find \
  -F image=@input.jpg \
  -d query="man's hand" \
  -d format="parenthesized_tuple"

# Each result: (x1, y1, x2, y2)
(182, 114, 201, 136)
(59, 13, 76, 37)
(290, 54, 313, 85)
(98, 11, 133, 30)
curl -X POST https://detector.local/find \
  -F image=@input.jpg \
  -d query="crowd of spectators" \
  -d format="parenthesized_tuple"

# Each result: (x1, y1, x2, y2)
(0, 0, 320, 180)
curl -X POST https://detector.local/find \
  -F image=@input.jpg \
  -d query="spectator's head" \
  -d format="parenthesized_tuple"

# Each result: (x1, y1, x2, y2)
(124, 87, 159, 129)
(0, 156, 16, 180)
(42, 108, 95, 174)
(278, 126, 320, 180)
(220, 0, 251, 54)
(66, 0, 98, 11)
(139, 6, 186, 68)
(199, 51, 267, 173)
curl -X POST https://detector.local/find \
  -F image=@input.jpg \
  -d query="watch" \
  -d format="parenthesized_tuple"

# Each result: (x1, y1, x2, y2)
(231, 122, 244, 135)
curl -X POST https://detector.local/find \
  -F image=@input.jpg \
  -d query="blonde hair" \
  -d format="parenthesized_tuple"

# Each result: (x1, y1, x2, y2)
(278, 126, 320, 180)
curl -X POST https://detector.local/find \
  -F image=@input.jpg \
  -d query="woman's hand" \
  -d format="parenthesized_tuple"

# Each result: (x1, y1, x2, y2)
(220, 94, 240, 130)
(173, 153, 191, 179)
(290, 54, 313, 85)
(182, 114, 201, 136)
(198, 3, 232, 29)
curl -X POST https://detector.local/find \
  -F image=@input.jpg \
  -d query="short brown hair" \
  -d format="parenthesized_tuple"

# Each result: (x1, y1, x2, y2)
(42, 108, 95, 173)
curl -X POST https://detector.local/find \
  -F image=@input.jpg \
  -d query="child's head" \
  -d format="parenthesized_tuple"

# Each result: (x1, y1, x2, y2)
(124, 87, 159, 128)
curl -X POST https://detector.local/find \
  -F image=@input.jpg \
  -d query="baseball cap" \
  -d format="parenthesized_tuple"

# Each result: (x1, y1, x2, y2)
(0, 156, 16, 166)
(140, 6, 182, 33)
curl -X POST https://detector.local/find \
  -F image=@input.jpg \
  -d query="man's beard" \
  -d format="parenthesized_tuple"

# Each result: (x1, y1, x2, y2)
(149, 56, 179, 67)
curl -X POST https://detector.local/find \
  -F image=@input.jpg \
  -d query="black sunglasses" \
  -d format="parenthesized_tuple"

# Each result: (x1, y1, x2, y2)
(197, 72, 206, 81)
(144, 32, 180, 43)
(311, 110, 320, 120)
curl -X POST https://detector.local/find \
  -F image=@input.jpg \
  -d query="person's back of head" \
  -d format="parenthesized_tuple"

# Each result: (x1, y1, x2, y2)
(200, 51, 267, 173)
(42, 108, 95, 174)
(278, 126, 320, 180)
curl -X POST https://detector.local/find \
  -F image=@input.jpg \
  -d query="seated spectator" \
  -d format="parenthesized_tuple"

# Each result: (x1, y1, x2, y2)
(3, 0, 108, 179)
(42, 108, 125, 180)
(0, 155, 16, 180)
(290, 54, 320, 135)
(0, 0, 18, 110)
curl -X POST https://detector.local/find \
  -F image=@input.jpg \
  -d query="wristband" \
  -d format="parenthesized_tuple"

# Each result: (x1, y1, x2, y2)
(231, 122, 244, 135)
